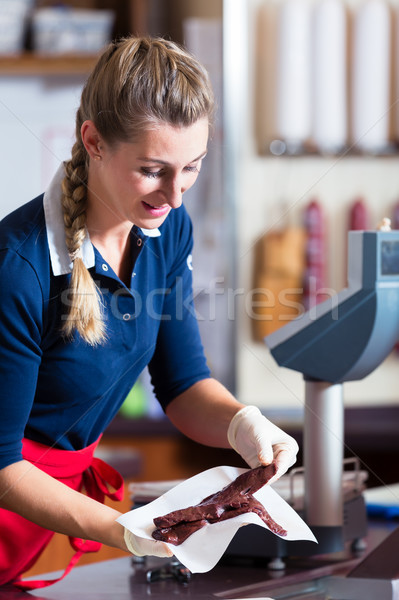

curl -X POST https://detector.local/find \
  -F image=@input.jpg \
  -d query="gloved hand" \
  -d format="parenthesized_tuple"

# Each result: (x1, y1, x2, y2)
(227, 405, 298, 481)
(124, 528, 173, 558)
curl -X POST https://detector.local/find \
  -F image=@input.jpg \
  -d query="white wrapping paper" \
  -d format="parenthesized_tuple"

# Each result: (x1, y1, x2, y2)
(117, 466, 317, 573)
(352, 0, 391, 153)
(276, 0, 312, 151)
(312, 0, 347, 153)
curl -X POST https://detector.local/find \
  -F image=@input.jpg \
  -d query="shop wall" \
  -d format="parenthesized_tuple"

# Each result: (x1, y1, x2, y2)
(233, 0, 399, 412)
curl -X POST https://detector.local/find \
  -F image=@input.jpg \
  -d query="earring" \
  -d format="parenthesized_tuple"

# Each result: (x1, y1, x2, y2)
(94, 144, 102, 161)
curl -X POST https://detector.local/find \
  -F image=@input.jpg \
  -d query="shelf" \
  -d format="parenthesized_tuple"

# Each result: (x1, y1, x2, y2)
(0, 53, 98, 76)
(259, 144, 399, 160)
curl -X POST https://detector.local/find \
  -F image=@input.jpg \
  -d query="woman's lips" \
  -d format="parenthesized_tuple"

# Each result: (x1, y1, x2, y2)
(142, 201, 170, 217)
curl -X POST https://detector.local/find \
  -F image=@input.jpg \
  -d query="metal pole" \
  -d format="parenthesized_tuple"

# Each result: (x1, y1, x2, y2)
(304, 380, 344, 527)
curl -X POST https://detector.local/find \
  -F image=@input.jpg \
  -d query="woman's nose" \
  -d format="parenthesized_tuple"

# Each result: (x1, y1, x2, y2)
(165, 176, 184, 209)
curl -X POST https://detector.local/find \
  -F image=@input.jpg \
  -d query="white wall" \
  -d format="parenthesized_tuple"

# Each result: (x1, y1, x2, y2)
(0, 75, 85, 219)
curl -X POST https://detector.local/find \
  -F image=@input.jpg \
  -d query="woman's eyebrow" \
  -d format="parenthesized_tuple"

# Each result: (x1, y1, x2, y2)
(137, 150, 208, 165)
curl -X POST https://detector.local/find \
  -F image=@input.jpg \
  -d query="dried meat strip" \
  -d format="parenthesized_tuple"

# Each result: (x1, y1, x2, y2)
(152, 464, 287, 545)
(153, 464, 276, 529)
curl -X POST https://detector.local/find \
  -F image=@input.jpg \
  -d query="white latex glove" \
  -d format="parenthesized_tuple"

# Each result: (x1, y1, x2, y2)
(227, 405, 298, 481)
(124, 528, 173, 558)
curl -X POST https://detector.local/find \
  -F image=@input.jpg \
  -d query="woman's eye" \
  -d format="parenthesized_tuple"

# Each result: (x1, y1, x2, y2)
(141, 168, 163, 179)
(184, 165, 200, 174)
(141, 163, 200, 179)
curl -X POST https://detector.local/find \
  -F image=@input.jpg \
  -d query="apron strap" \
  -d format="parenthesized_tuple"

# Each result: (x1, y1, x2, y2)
(13, 541, 101, 591)
(85, 457, 125, 503)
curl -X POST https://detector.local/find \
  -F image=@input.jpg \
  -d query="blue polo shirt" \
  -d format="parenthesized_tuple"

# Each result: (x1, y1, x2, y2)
(0, 165, 210, 471)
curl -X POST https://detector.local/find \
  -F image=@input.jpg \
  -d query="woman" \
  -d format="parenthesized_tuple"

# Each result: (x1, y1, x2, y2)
(0, 36, 298, 588)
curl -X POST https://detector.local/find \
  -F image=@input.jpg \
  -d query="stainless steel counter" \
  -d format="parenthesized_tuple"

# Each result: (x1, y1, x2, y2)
(0, 520, 394, 600)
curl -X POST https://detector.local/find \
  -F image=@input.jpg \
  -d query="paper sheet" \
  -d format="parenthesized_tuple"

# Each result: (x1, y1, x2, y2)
(117, 466, 317, 573)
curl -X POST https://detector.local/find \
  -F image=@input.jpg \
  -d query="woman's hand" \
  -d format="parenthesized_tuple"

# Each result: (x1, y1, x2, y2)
(124, 529, 173, 558)
(227, 405, 299, 482)
(166, 379, 298, 483)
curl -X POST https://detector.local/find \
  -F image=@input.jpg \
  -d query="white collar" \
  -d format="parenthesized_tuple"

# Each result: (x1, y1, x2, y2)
(43, 163, 161, 276)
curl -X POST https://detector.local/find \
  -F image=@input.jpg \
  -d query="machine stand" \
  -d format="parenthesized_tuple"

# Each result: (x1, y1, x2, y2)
(267, 557, 286, 571)
(304, 380, 344, 532)
(351, 537, 367, 554)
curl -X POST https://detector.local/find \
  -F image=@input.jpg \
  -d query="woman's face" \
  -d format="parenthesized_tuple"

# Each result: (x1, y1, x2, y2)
(85, 118, 209, 232)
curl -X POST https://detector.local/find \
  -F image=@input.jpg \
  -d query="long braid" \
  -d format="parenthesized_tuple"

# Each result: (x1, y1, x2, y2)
(61, 136, 106, 345)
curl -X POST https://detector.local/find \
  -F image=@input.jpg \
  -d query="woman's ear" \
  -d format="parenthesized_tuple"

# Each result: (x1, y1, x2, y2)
(81, 120, 104, 161)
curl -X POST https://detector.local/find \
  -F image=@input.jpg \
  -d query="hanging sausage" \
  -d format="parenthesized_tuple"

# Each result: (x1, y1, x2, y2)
(251, 226, 307, 340)
(303, 199, 327, 311)
(349, 197, 369, 231)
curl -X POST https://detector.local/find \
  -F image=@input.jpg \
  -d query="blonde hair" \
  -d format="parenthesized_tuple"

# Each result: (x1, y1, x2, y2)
(61, 36, 214, 345)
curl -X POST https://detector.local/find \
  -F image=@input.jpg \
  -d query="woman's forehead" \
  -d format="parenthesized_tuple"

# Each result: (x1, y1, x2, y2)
(118, 119, 209, 162)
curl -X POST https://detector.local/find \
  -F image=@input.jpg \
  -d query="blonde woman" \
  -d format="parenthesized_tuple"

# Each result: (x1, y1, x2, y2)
(0, 37, 298, 588)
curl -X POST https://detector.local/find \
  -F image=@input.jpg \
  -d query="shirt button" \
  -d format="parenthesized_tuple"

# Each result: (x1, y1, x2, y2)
(122, 313, 131, 321)
(137, 238, 142, 247)
(102, 263, 109, 272)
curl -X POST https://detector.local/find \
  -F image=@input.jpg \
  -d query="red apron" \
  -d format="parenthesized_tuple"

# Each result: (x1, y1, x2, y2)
(0, 437, 124, 590)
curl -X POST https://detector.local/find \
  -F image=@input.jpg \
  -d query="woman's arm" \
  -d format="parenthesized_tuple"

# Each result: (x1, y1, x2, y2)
(0, 460, 126, 549)
(165, 378, 245, 448)
(0, 460, 172, 558)
(166, 378, 299, 480)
